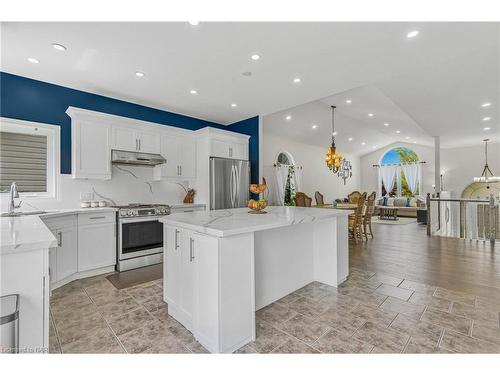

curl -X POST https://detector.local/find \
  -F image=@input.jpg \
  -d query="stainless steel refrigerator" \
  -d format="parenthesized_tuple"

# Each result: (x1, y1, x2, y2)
(209, 157, 251, 210)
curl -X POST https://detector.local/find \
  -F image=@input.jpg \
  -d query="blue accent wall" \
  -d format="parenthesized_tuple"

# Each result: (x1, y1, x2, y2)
(227, 116, 259, 184)
(0, 72, 259, 183)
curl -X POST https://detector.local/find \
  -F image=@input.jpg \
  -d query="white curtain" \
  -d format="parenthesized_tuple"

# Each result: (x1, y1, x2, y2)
(274, 165, 289, 205)
(401, 164, 420, 196)
(380, 165, 398, 194)
(293, 166, 303, 192)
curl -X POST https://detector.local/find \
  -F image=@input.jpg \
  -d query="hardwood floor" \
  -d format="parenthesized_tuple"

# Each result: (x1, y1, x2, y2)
(349, 222, 500, 300)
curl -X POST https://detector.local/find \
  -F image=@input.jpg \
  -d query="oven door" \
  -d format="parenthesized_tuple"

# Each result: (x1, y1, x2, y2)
(118, 216, 164, 260)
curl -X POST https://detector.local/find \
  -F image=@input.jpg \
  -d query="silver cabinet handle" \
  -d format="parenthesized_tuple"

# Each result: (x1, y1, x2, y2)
(57, 231, 62, 247)
(229, 147, 232, 157)
(189, 238, 195, 262)
(180, 165, 182, 176)
(139, 139, 141, 151)
(135, 139, 138, 151)
(89, 216, 106, 220)
(175, 229, 180, 249)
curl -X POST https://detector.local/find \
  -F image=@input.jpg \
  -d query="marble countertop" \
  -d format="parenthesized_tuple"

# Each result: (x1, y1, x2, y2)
(0, 216, 57, 255)
(160, 206, 350, 237)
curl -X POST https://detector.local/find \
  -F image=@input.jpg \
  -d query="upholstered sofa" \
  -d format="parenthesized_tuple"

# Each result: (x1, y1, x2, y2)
(374, 197, 426, 218)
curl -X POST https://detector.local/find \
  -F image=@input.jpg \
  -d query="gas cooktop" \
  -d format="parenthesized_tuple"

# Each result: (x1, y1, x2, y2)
(112, 203, 170, 217)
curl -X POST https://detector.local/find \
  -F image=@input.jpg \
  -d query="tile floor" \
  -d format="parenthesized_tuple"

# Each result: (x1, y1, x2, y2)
(49, 268, 500, 354)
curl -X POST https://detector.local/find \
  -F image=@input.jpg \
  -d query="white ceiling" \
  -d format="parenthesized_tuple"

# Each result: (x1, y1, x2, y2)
(1, 22, 499, 149)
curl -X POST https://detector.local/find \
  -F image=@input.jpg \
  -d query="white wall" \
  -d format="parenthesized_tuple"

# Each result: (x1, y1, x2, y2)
(360, 141, 500, 198)
(262, 133, 360, 205)
(0, 165, 190, 211)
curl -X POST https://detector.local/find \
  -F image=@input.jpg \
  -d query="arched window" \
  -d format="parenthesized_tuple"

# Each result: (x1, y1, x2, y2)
(274, 151, 301, 205)
(379, 147, 421, 198)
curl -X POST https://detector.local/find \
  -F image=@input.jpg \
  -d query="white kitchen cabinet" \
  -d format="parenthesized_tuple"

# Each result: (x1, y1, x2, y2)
(113, 126, 137, 151)
(42, 215, 78, 286)
(112, 126, 161, 154)
(164, 226, 195, 330)
(68, 108, 112, 180)
(56, 226, 78, 281)
(165, 226, 181, 308)
(154, 135, 196, 180)
(209, 138, 248, 160)
(78, 213, 116, 272)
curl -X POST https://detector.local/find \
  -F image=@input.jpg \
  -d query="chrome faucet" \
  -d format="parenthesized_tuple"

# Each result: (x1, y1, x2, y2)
(9, 182, 22, 214)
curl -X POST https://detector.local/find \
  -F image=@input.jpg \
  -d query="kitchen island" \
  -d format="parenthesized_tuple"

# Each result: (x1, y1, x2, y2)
(160, 206, 350, 353)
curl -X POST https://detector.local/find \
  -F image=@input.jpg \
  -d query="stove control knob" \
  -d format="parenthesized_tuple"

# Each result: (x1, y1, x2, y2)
(128, 210, 134, 216)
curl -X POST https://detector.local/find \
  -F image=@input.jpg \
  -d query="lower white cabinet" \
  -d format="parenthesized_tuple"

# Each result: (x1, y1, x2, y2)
(78, 214, 116, 272)
(164, 226, 195, 330)
(43, 215, 78, 285)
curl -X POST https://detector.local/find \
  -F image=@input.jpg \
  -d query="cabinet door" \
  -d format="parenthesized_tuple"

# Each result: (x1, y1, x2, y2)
(160, 135, 180, 178)
(165, 226, 182, 307)
(138, 131, 161, 154)
(179, 137, 196, 178)
(113, 126, 137, 151)
(56, 226, 78, 281)
(230, 142, 248, 160)
(73, 121, 111, 179)
(78, 222, 116, 272)
(180, 231, 194, 325)
(210, 139, 230, 158)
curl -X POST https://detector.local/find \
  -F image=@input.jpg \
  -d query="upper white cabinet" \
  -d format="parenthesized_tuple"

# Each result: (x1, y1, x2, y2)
(112, 126, 160, 154)
(210, 138, 248, 160)
(67, 107, 112, 180)
(154, 134, 196, 180)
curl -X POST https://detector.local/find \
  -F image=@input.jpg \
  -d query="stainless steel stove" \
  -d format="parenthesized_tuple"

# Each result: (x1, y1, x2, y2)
(113, 203, 170, 271)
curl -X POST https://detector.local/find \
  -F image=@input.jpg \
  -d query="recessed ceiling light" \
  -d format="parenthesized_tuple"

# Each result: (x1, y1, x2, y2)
(407, 30, 419, 39)
(372, 146, 377, 149)
(312, 124, 318, 129)
(361, 142, 366, 146)
(231, 103, 237, 108)
(333, 132, 337, 136)
(368, 113, 374, 117)
(27, 57, 39, 64)
(483, 127, 491, 131)
(481, 102, 491, 108)
(188, 21, 199, 26)
(285, 115, 292, 120)
(190, 89, 198, 95)
(405, 136, 411, 140)
(345, 99, 352, 104)
(293, 78, 301, 83)
(384, 123, 390, 127)
(413, 141, 417, 144)
(135, 71, 145, 77)
(52, 43, 67, 51)
(251, 54, 261, 61)
(482, 117, 491, 121)
(348, 137, 353, 141)
(396, 130, 401, 134)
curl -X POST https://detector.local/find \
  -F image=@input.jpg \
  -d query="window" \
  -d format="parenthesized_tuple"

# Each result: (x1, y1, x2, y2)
(379, 147, 421, 198)
(0, 118, 60, 198)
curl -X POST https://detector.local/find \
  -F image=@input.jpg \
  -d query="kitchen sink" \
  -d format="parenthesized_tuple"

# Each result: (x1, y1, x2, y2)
(0, 211, 49, 217)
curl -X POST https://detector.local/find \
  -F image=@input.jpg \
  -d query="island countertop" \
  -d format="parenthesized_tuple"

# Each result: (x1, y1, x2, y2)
(159, 206, 350, 237)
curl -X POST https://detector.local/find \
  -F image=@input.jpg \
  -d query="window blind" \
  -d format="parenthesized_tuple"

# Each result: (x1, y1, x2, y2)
(0, 131, 47, 193)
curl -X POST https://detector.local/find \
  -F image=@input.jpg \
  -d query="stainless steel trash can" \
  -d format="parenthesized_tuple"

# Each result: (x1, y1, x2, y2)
(1, 294, 19, 354)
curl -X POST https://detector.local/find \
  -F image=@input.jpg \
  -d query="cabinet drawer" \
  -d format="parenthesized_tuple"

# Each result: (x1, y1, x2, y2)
(78, 211, 116, 225)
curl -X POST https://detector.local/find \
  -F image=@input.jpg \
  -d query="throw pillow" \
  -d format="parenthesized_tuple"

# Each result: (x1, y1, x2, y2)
(410, 198, 418, 207)
(387, 198, 395, 206)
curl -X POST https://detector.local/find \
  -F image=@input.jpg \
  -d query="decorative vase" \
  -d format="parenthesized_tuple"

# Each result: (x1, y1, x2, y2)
(183, 189, 195, 204)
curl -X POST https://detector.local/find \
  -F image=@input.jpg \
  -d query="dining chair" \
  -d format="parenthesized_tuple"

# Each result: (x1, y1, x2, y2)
(348, 192, 367, 242)
(348, 191, 362, 204)
(295, 192, 312, 207)
(363, 192, 376, 240)
(315, 191, 324, 206)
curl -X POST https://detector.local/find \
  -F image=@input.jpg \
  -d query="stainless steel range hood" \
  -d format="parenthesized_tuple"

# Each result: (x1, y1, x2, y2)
(111, 149, 166, 166)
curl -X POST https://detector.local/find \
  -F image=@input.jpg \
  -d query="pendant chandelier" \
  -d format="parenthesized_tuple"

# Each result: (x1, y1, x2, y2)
(474, 138, 500, 184)
(325, 105, 343, 172)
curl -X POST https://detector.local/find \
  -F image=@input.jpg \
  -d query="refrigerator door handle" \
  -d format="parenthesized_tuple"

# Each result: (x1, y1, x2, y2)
(229, 165, 235, 208)
(210, 158, 216, 210)
(235, 163, 240, 205)
(232, 165, 238, 208)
